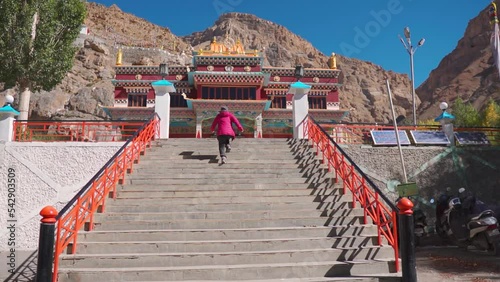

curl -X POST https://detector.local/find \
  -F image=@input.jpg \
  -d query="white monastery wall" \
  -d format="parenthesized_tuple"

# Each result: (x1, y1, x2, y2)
(0, 142, 124, 251)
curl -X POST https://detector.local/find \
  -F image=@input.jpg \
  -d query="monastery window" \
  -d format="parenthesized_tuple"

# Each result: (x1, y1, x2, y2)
(308, 97, 326, 110)
(271, 97, 287, 109)
(171, 94, 188, 108)
(202, 87, 256, 100)
(128, 94, 147, 107)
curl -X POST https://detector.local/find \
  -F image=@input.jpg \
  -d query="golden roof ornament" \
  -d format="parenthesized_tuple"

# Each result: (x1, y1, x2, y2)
(116, 48, 123, 66)
(328, 52, 337, 69)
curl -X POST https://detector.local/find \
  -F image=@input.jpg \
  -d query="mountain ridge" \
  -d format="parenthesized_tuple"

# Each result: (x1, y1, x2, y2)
(1, 3, 415, 123)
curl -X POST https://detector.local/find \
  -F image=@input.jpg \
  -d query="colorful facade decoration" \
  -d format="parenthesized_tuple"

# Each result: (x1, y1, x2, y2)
(107, 36, 348, 138)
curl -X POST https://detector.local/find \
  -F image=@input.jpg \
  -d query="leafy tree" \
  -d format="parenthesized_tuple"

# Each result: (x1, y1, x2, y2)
(451, 98, 481, 127)
(480, 99, 500, 127)
(0, 0, 86, 120)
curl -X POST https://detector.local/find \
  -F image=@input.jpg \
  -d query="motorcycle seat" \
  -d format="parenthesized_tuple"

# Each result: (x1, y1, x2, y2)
(469, 210, 495, 221)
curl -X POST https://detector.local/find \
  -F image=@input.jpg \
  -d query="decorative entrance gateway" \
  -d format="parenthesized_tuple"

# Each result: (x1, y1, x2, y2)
(105, 36, 348, 138)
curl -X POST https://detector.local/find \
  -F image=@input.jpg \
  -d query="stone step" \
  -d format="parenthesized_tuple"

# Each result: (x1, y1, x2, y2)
(125, 177, 332, 185)
(92, 216, 364, 231)
(110, 194, 349, 205)
(154, 139, 304, 145)
(147, 147, 305, 154)
(141, 152, 315, 160)
(105, 201, 353, 213)
(126, 172, 330, 180)
(59, 246, 394, 268)
(136, 158, 323, 165)
(94, 208, 364, 221)
(135, 161, 326, 170)
(79, 226, 377, 242)
(132, 167, 329, 176)
(67, 236, 382, 255)
(57, 260, 397, 281)
(118, 182, 339, 192)
(115, 187, 345, 198)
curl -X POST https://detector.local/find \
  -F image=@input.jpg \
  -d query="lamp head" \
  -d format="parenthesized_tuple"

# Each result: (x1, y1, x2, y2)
(439, 102, 448, 111)
(294, 65, 304, 80)
(5, 95, 14, 105)
(418, 38, 425, 47)
(404, 27, 411, 39)
(159, 63, 168, 78)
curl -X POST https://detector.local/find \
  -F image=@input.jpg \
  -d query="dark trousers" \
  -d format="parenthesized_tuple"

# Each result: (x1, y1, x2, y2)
(217, 135, 232, 157)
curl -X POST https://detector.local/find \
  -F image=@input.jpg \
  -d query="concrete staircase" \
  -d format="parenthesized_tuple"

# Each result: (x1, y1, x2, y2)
(58, 138, 401, 281)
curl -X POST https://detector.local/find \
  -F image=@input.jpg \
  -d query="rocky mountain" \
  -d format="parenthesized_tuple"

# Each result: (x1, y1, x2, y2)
(417, 1, 500, 120)
(183, 13, 414, 123)
(1, 2, 414, 123)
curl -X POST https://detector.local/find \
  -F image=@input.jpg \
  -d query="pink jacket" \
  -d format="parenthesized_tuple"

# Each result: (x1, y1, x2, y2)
(211, 111, 244, 137)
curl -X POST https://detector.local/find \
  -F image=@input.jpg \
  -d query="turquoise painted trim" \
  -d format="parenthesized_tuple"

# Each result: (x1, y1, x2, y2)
(152, 80, 174, 86)
(186, 99, 193, 109)
(434, 111, 455, 122)
(188, 72, 194, 86)
(0, 105, 20, 115)
(102, 107, 112, 118)
(264, 101, 271, 111)
(290, 81, 312, 89)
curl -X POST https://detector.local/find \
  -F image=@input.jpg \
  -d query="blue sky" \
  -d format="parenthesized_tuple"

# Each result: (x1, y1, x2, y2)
(91, 0, 492, 87)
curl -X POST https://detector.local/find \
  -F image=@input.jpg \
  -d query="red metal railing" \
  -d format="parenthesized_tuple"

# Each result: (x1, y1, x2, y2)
(305, 117, 400, 272)
(50, 114, 160, 281)
(13, 120, 146, 142)
(324, 123, 500, 145)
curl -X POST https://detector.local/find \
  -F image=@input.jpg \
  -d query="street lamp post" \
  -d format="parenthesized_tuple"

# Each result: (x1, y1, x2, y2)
(399, 27, 425, 125)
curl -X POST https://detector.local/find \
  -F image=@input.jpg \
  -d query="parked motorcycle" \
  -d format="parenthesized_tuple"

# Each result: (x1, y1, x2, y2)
(396, 196, 428, 246)
(435, 188, 454, 239)
(413, 208, 428, 246)
(436, 188, 500, 255)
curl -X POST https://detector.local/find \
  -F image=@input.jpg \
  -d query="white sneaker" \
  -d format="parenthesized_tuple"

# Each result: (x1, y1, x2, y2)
(226, 144, 231, 152)
(221, 156, 227, 164)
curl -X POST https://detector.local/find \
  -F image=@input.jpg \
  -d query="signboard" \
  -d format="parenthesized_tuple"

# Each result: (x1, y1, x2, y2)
(397, 182, 418, 197)
(410, 131, 450, 145)
(454, 132, 490, 146)
(370, 130, 411, 145)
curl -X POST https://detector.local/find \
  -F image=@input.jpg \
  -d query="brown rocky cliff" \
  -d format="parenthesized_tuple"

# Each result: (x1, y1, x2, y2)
(183, 13, 414, 123)
(84, 3, 190, 53)
(417, 1, 500, 120)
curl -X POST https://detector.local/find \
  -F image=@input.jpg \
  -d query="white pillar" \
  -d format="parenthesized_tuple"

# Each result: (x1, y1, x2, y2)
(289, 82, 311, 139)
(292, 93, 309, 139)
(255, 114, 263, 138)
(152, 80, 176, 139)
(0, 116, 15, 142)
(196, 115, 203, 139)
(442, 122, 455, 146)
(0, 104, 20, 142)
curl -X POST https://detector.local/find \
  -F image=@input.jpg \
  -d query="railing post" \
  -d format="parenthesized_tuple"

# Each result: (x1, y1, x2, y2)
(36, 206, 58, 282)
(397, 197, 417, 282)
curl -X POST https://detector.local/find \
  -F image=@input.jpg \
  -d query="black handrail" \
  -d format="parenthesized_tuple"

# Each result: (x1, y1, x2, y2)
(309, 116, 398, 211)
(55, 113, 158, 220)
